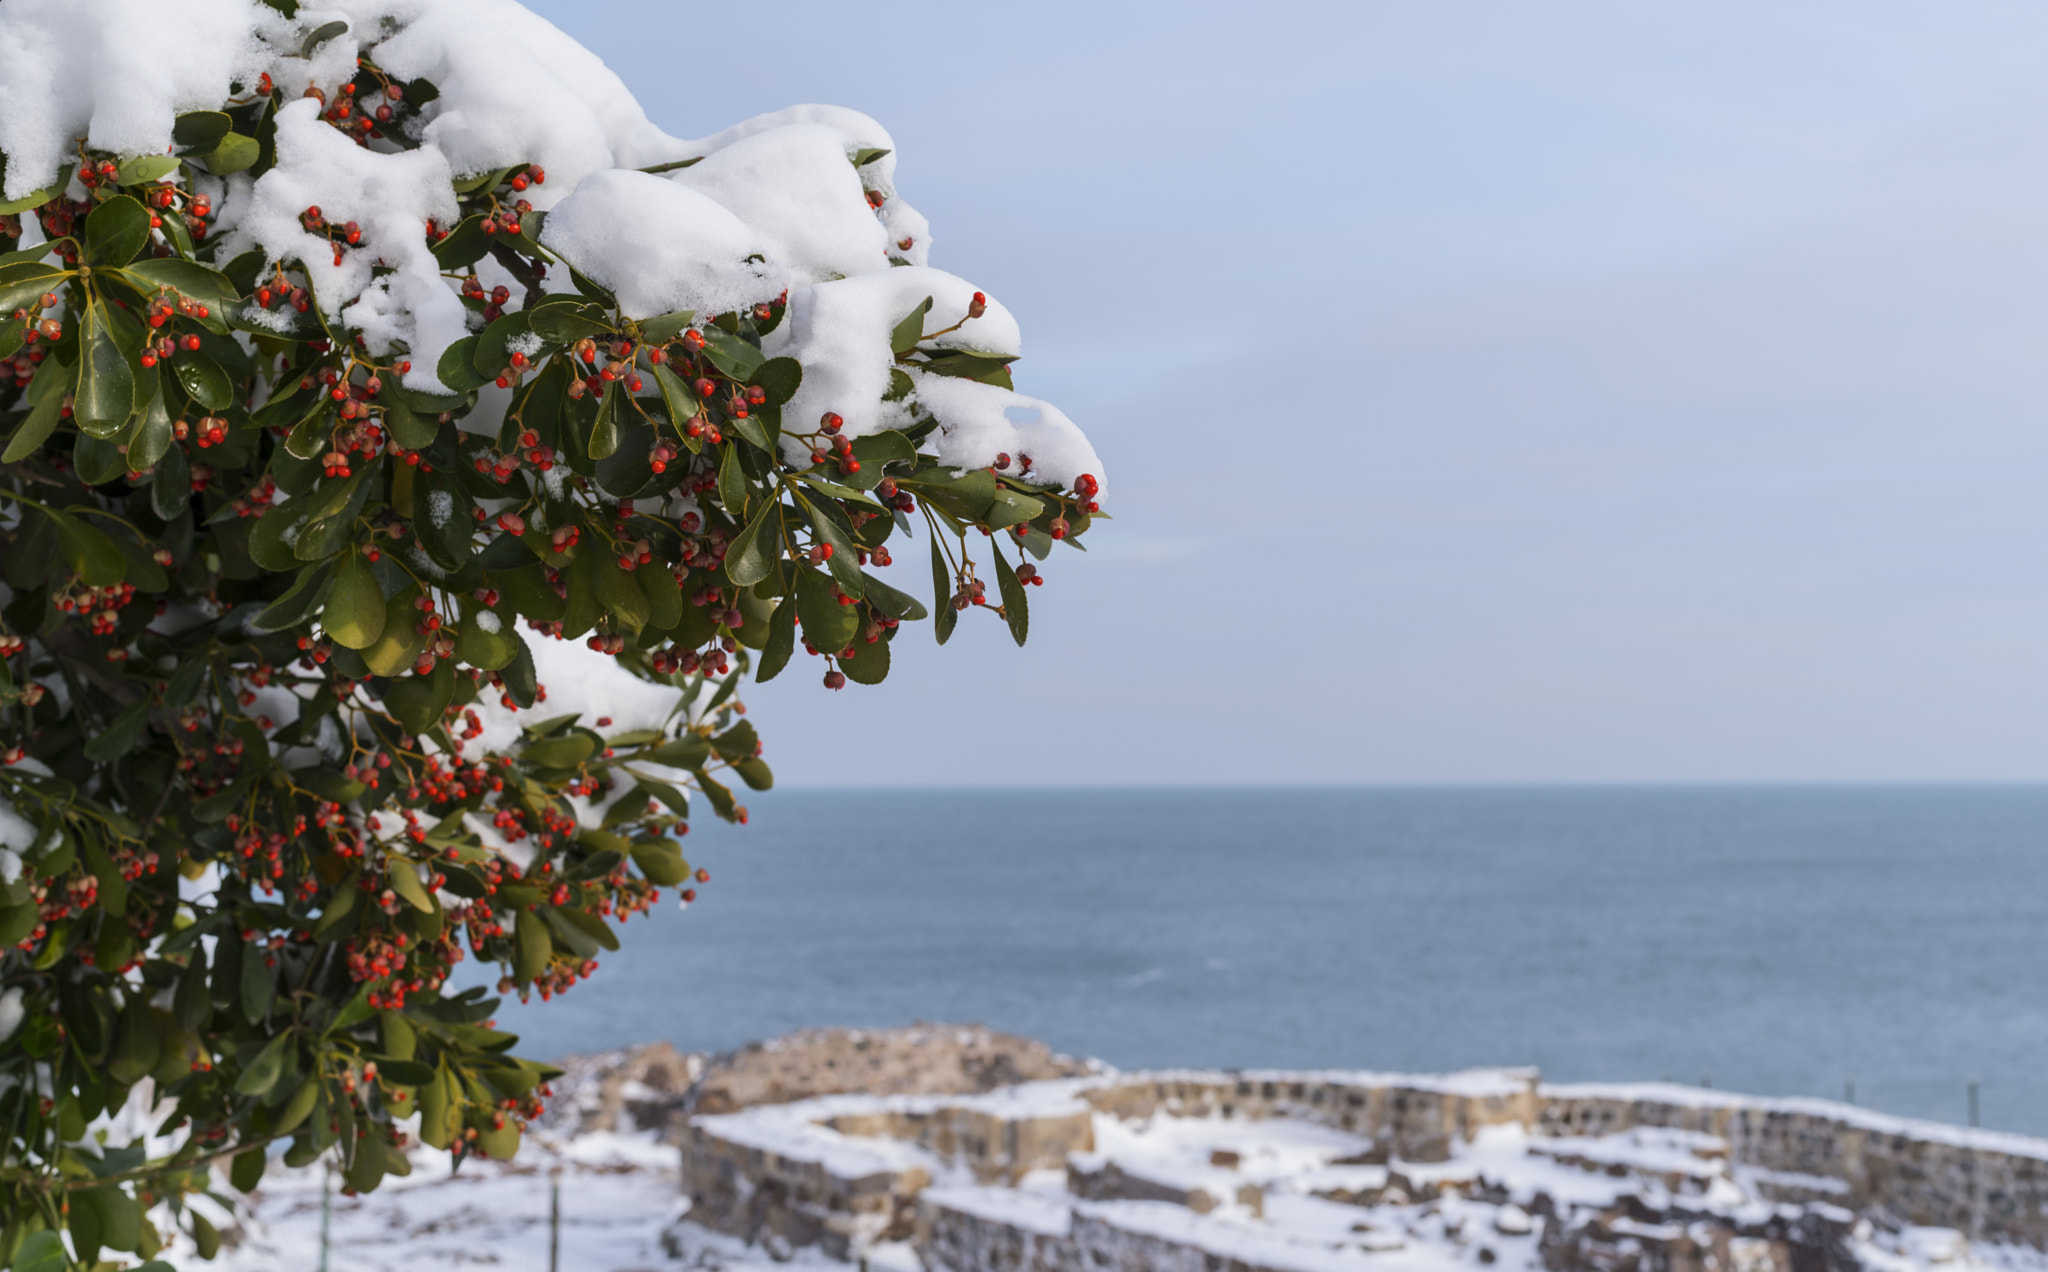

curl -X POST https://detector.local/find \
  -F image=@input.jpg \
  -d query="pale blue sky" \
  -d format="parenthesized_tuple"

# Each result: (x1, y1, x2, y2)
(528, 1, 2048, 785)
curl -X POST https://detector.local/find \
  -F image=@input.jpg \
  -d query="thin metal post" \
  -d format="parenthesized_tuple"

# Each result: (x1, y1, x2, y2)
(319, 1162, 332, 1272)
(549, 1165, 562, 1272)
(1700, 1072, 1712, 1090)
(1969, 1077, 1980, 1128)
(1844, 1077, 1855, 1106)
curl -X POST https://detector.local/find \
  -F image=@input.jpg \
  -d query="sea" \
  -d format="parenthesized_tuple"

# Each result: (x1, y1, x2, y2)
(487, 786, 2048, 1136)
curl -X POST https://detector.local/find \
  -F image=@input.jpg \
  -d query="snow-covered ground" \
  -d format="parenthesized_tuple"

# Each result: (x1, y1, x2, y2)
(155, 1054, 2048, 1272)
(186, 1129, 690, 1272)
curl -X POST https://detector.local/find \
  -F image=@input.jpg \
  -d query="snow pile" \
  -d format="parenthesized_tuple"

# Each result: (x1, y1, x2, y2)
(537, 169, 785, 321)
(0, 0, 1103, 492)
(346, 0, 692, 199)
(671, 123, 889, 283)
(0, 794, 35, 887)
(912, 375, 1106, 495)
(766, 266, 1019, 440)
(0, 0, 270, 201)
(232, 100, 469, 389)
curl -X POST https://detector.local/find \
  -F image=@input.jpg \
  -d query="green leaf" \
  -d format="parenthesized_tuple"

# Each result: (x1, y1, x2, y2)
(629, 837, 691, 885)
(731, 755, 774, 789)
(435, 335, 487, 393)
(0, 260, 69, 314)
(551, 905, 620, 952)
(309, 875, 361, 942)
(200, 132, 261, 176)
(709, 718, 760, 763)
(75, 303, 137, 437)
(992, 549, 1029, 646)
(641, 557, 682, 629)
(431, 213, 491, 269)
(83, 700, 150, 762)
(116, 152, 180, 185)
(636, 156, 703, 174)
(85, 195, 152, 267)
(890, 296, 934, 356)
(230, 1145, 267, 1193)
(362, 584, 430, 677)
(593, 556, 650, 632)
(73, 430, 126, 485)
(523, 732, 597, 769)
(540, 906, 600, 958)
(282, 395, 332, 459)
(248, 560, 336, 634)
(648, 734, 709, 768)
(172, 349, 232, 411)
(717, 443, 747, 517)
(700, 327, 763, 381)
(382, 393, 438, 450)
(237, 1031, 292, 1097)
(852, 147, 893, 168)
(513, 909, 552, 986)
(471, 310, 534, 377)
(127, 382, 174, 472)
(295, 467, 374, 561)
(0, 165, 71, 216)
(382, 663, 455, 735)
(453, 608, 520, 669)
(650, 360, 701, 433)
(799, 495, 865, 598)
(902, 467, 998, 521)
(191, 1211, 223, 1260)
(502, 635, 538, 707)
(986, 487, 1045, 531)
(494, 562, 565, 622)
(323, 552, 386, 648)
(242, 942, 276, 1020)
(860, 570, 928, 621)
(918, 349, 1017, 388)
(756, 595, 796, 682)
(122, 257, 239, 329)
(174, 947, 211, 1029)
(588, 380, 619, 459)
(724, 496, 781, 588)
(46, 509, 126, 585)
(13, 1231, 66, 1272)
(247, 497, 313, 572)
(638, 310, 697, 344)
(301, 17, 349, 57)
(528, 296, 612, 343)
(751, 356, 802, 406)
(108, 995, 161, 1085)
(795, 566, 858, 655)
(388, 858, 433, 912)
(275, 1075, 321, 1136)
(1, 380, 65, 462)
(850, 429, 918, 470)
(726, 408, 774, 454)
(416, 469, 475, 570)
(698, 771, 737, 821)
(930, 535, 957, 645)
(569, 265, 618, 308)
(173, 110, 233, 150)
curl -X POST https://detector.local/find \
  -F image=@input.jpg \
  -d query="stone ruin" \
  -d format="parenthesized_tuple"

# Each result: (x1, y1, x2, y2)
(541, 1025, 2048, 1272)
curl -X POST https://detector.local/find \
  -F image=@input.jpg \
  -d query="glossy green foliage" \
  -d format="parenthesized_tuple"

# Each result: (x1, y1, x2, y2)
(0, 50, 1099, 1271)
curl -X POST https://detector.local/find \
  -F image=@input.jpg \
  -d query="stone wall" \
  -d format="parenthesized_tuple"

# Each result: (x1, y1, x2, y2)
(1083, 1074, 2048, 1249)
(647, 1028, 2048, 1265)
(1535, 1090, 2048, 1249)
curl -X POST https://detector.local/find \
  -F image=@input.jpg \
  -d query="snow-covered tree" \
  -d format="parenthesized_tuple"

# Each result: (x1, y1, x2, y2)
(0, 1, 1104, 1263)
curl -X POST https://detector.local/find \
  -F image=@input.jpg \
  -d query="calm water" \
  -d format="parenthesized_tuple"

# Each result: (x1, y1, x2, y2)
(489, 787, 2048, 1134)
